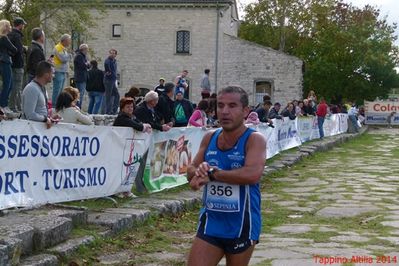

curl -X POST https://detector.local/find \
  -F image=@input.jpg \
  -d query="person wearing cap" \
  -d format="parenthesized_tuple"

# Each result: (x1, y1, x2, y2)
(173, 90, 194, 127)
(154, 77, 165, 95)
(113, 97, 152, 133)
(7, 17, 26, 112)
(73, 43, 90, 108)
(134, 91, 171, 131)
(52, 34, 72, 105)
(0, 19, 17, 112)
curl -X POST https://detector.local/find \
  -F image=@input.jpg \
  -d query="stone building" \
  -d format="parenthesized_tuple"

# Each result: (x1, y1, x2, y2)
(51, 0, 303, 106)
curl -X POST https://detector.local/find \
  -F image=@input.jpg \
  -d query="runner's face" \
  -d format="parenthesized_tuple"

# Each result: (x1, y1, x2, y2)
(217, 92, 249, 131)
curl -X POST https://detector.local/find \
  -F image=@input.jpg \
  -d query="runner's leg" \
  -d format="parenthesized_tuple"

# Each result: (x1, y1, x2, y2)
(225, 245, 255, 266)
(187, 237, 224, 266)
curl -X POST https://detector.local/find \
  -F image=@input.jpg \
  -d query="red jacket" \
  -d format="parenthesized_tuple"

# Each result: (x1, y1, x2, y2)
(316, 102, 328, 117)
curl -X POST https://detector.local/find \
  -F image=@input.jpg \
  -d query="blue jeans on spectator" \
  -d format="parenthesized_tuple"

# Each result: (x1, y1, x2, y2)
(52, 71, 66, 104)
(317, 116, 325, 139)
(104, 79, 119, 115)
(349, 114, 359, 132)
(9, 68, 24, 111)
(88, 91, 104, 114)
(0, 62, 13, 107)
(75, 82, 86, 109)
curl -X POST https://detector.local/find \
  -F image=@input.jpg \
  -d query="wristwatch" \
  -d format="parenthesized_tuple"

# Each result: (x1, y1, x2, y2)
(207, 167, 218, 181)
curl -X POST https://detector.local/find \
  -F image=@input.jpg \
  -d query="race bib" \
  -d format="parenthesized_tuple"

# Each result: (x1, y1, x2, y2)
(205, 181, 240, 212)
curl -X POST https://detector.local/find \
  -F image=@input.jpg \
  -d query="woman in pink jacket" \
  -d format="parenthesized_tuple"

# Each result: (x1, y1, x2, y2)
(188, 99, 209, 127)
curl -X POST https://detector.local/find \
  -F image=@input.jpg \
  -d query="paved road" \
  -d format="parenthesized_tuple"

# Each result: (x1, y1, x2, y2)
(250, 128, 399, 266)
(122, 128, 399, 266)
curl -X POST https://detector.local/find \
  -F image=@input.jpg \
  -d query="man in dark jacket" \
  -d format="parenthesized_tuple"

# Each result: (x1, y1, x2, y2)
(86, 60, 105, 114)
(73, 43, 90, 108)
(134, 91, 171, 131)
(8, 17, 26, 112)
(155, 82, 175, 125)
(27, 28, 46, 83)
(173, 91, 193, 127)
(255, 100, 272, 123)
(103, 48, 119, 114)
(268, 102, 283, 120)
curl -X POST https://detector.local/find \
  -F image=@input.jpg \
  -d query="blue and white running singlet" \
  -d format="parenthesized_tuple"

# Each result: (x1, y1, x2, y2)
(197, 127, 261, 241)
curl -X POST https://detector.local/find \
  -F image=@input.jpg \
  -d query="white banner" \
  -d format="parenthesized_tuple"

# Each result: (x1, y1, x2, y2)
(1, 114, 348, 207)
(364, 101, 399, 125)
(0, 120, 150, 210)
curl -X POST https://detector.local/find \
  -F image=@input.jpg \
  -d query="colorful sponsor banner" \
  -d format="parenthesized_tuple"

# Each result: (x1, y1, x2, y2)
(365, 101, 399, 125)
(1, 114, 348, 206)
(0, 120, 149, 210)
(142, 127, 205, 192)
(365, 101, 399, 114)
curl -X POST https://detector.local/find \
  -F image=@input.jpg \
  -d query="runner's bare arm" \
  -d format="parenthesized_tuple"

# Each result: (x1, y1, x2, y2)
(186, 131, 214, 182)
(211, 132, 266, 185)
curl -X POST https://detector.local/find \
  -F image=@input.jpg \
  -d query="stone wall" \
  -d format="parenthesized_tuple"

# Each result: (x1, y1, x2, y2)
(87, 7, 222, 102)
(220, 34, 303, 106)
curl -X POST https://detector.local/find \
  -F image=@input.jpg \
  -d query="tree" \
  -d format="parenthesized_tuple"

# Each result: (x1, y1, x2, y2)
(239, 0, 399, 102)
(0, 0, 106, 46)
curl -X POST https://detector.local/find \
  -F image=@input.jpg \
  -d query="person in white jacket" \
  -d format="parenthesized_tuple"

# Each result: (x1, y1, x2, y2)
(55, 91, 93, 125)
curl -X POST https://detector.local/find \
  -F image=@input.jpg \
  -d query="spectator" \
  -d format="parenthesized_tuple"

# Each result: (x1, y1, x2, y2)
(174, 70, 189, 99)
(73, 43, 90, 108)
(8, 17, 27, 113)
(26, 28, 46, 83)
(173, 91, 194, 127)
(0, 19, 17, 113)
(206, 107, 217, 127)
(55, 91, 93, 125)
(134, 91, 171, 131)
(86, 60, 105, 114)
(281, 102, 296, 120)
(155, 82, 175, 125)
(0, 107, 5, 121)
(255, 100, 272, 123)
(125, 86, 143, 106)
(268, 102, 283, 120)
(302, 99, 314, 116)
(200, 69, 211, 99)
(246, 111, 260, 125)
(316, 97, 328, 139)
(52, 34, 72, 105)
(307, 90, 317, 111)
(103, 48, 119, 114)
(113, 97, 152, 133)
(348, 104, 360, 132)
(188, 99, 209, 127)
(22, 61, 59, 128)
(63, 87, 80, 109)
(154, 78, 165, 95)
(296, 101, 304, 116)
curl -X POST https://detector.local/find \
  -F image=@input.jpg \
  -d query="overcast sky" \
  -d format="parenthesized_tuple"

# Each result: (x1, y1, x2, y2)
(237, 0, 398, 43)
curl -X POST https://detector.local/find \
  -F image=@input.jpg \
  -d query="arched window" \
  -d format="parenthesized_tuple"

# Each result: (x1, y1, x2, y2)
(176, 30, 190, 54)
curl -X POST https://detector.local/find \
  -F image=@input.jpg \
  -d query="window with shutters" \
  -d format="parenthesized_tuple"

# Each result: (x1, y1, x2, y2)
(176, 30, 190, 54)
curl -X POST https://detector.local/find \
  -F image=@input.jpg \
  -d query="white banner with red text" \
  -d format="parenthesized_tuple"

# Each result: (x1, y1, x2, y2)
(364, 101, 399, 125)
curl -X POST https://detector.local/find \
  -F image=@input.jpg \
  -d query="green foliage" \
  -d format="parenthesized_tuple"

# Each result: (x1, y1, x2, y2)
(239, 0, 399, 102)
(0, 0, 106, 45)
